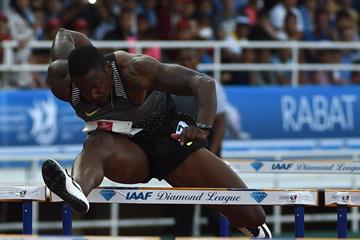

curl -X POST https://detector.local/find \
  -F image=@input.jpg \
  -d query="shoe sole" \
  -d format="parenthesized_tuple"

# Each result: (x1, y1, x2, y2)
(42, 159, 88, 214)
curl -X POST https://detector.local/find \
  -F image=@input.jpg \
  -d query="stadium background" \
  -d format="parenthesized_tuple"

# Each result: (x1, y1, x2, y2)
(0, 0, 360, 238)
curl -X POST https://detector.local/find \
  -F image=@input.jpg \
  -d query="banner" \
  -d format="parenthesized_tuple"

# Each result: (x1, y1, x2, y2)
(51, 187, 318, 206)
(227, 160, 360, 174)
(1, 86, 359, 146)
(225, 86, 360, 139)
(0, 90, 85, 146)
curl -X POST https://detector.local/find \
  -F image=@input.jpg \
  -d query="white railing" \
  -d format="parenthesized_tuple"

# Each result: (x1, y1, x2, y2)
(1, 40, 360, 86)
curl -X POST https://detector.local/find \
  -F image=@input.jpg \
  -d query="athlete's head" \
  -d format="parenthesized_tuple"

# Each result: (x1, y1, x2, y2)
(68, 46, 112, 106)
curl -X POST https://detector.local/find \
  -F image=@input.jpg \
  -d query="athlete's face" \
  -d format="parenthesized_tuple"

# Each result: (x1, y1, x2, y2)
(73, 63, 112, 106)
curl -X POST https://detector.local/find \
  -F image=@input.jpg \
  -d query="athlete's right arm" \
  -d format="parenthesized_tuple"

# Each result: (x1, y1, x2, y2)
(47, 28, 93, 101)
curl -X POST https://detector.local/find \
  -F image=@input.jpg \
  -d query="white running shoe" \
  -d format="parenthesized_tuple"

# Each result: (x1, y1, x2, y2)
(240, 223, 272, 238)
(42, 158, 89, 214)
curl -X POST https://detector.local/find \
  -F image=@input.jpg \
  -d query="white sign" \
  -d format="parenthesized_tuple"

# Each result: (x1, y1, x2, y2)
(47, 187, 320, 206)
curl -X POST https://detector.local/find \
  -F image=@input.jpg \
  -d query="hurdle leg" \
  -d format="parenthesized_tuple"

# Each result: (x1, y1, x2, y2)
(22, 200, 32, 234)
(294, 205, 304, 238)
(337, 205, 347, 238)
(219, 215, 229, 237)
(62, 203, 72, 235)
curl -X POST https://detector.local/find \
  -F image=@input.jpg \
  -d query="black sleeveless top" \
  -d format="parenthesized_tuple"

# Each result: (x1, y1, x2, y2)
(70, 53, 175, 129)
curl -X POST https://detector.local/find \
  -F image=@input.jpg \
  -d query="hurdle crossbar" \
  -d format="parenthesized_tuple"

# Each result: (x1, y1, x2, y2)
(0, 186, 46, 235)
(325, 189, 360, 238)
(50, 187, 319, 206)
(226, 160, 360, 174)
(0, 185, 319, 238)
(51, 187, 318, 238)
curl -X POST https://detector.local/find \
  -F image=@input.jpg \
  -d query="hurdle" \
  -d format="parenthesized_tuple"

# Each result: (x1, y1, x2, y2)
(49, 186, 319, 238)
(325, 189, 360, 238)
(0, 186, 46, 234)
(225, 160, 360, 175)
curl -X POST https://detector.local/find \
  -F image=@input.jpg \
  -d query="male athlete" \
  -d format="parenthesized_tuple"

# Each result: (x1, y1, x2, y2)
(42, 28, 272, 238)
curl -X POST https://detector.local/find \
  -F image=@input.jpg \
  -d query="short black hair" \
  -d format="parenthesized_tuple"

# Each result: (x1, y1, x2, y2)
(68, 45, 105, 78)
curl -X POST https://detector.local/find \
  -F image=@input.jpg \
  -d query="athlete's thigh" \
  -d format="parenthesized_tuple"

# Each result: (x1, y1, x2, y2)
(165, 148, 265, 226)
(74, 131, 149, 184)
(165, 148, 247, 188)
(104, 133, 150, 184)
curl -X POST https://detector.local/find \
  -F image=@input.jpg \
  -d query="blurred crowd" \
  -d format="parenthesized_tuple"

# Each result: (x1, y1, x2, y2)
(1, 0, 360, 88)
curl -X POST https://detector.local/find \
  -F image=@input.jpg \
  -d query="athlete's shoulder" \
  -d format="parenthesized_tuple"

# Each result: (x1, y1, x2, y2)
(113, 50, 135, 67)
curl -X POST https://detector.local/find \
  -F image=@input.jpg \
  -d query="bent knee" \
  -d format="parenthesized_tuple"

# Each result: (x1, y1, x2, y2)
(246, 206, 266, 228)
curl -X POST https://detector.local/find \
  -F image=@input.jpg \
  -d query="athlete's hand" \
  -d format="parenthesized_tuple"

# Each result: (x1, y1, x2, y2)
(171, 126, 210, 146)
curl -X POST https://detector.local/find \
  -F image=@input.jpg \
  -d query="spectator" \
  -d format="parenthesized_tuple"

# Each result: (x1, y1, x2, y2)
(138, 0, 158, 29)
(0, 13, 11, 43)
(218, 0, 242, 36)
(248, 9, 277, 40)
(223, 16, 250, 62)
(335, 11, 359, 84)
(104, 9, 134, 40)
(196, 0, 217, 30)
(280, 11, 303, 40)
(32, 7, 45, 40)
(271, 48, 293, 85)
(44, 17, 61, 40)
(323, 0, 338, 29)
(72, 18, 90, 36)
(128, 14, 162, 60)
(0, 13, 10, 87)
(43, 0, 62, 21)
(351, 60, 360, 84)
(7, 0, 35, 87)
(92, 0, 119, 40)
(303, 10, 336, 64)
(59, 0, 101, 34)
(335, 10, 356, 40)
(309, 10, 335, 40)
(269, 0, 303, 40)
(175, 19, 198, 40)
(313, 50, 344, 84)
(337, 0, 359, 32)
(299, 0, 316, 34)
(242, 0, 260, 26)
(253, 49, 277, 85)
(196, 12, 215, 40)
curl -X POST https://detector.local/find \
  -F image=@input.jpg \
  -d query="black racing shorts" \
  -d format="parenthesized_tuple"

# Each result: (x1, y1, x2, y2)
(131, 111, 208, 180)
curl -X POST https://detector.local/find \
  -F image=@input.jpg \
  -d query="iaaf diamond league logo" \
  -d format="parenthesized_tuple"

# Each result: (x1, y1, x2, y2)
(100, 189, 116, 201)
(251, 191, 268, 203)
(251, 162, 264, 171)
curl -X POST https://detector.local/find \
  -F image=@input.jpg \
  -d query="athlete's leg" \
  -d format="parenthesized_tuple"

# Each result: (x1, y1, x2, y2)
(42, 130, 150, 214)
(165, 148, 265, 229)
(73, 130, 150, 195)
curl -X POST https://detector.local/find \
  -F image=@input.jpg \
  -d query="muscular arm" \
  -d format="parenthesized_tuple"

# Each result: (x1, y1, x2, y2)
(209, 112, 227, 154)
(47, 29, 93, 101)
(128, 55, 216, 126)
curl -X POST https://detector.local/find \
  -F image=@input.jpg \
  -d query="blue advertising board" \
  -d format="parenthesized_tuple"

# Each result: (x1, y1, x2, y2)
(0, 90, 85, 146)
(0, 86, 359, 146)
(225, 86, 360, 139)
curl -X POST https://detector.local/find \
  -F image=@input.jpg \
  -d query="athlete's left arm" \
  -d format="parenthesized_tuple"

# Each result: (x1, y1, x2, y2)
(131, 55, 216, 144)
(131, 55, 217, 126)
